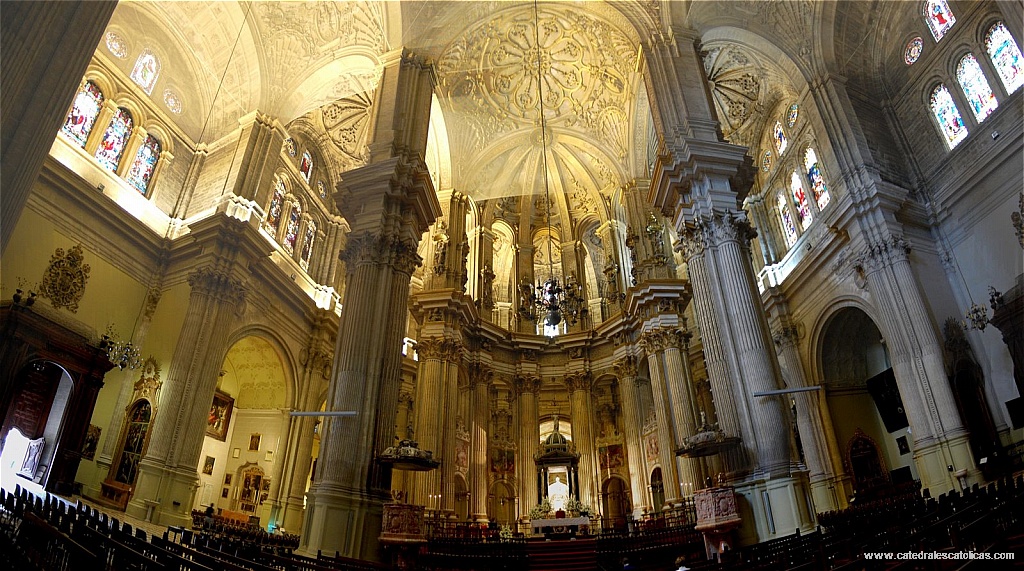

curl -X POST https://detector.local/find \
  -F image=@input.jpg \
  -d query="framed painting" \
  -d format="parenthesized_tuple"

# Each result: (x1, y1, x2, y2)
(202, 455, 215, 475)
(206, 391, 233, 441)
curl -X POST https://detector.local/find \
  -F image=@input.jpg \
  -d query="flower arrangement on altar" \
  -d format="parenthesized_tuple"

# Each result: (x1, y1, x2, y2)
(564, 495, 592, 518)
(528, 497, 552, 520)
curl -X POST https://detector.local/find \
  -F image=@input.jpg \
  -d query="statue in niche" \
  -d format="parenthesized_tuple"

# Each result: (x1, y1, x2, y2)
(432, 219, 448, 276)
(548, 476, 569, 511)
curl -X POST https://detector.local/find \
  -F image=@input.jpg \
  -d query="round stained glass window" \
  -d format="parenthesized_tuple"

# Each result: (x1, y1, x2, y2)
(905, 37, 923, 65)
(163, 89, 182, 114)
(761, 150, 772, 172)
(786, 104, 799, 128)
(318, 181, 327, 198)
(105, 31, 128, 59)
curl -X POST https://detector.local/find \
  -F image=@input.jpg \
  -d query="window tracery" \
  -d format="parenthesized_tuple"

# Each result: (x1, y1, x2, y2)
(924, 0, 955, 42)
(985, 22, 1024, 94)
(929, 84, 968, 149)
(95, 107, 133, 172)
(130, 49, 160, 95)
(956, 53, 998, 122)
(61, 80, 104, 148)
(804, 148, 830, 211)
(125, 134, 161, 194)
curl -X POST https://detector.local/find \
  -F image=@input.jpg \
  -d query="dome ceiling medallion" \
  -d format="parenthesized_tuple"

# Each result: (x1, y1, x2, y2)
(437, 4, 637, 200)
(702, 44, 764, 147)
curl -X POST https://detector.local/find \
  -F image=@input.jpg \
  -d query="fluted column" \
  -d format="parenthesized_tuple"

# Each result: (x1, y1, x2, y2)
(662, 329, 705, 493)
(281, 311, 334, 534)
(302, 49, 440, 561)
(129, 233, 253, 527)
(469, 364, 492, 521)
(514, 375, 541, 514)
(638, 332, 681, 506)
(679, 230, 751, 480)
(407, 338, 459, 507)
(855, 236, 974, 494)
(614, 356, 648, 514)
(565, 372, 597, 508)
(772, 324, 843, 511)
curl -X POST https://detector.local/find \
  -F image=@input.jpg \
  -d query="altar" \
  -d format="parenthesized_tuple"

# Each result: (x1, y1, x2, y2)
(530, 516, 591, 536)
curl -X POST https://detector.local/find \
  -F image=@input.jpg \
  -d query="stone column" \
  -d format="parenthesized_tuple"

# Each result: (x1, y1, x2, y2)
(469, 364, 492, 522)
(280, 311, 334, 535)
(662, 329, 706, 493)
(614, 356, 649, 514)
(565, 371, 598, 508)
(129, 216, 263, 527)
(855, 236, 975, 494)
(771, 323, 843, 512)
(1, 0, 117, 253)
(638, 332, 682, 506)
(514, 375, 541, 515)
(301, 50, 440, 561)
(406, 338, 459, 507)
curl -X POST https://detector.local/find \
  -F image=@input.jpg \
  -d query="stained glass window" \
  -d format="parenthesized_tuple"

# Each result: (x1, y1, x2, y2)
(773, 121, 788, 155)
(60, 81, 104, 148)
(125, 134, 161, 194)
(957, 54, 999, 122)
(105, 31, 128, 59)
(790, 172, 812, 229)
(130, 49, 160, 95)
(300, 222, 316, 270)
(761, 150, 772, 173)
(299, 151, 313, 183)
(95, 107, 133, 172)
(929, 84, 969, 149)
(284, 138, 296, 157)
(284, 204, 301, 254)
(905, 37, 923, 65)
(317, 181, 327, 198)
(163, 89, 182, 114)
(787, 104, 799, 128)
(985, 22, 1024, 94)
(265, 180, 285, 235)
(924, 0, 955, 42)
(804, 148, 830, 211)
(777, 192, 797, 247)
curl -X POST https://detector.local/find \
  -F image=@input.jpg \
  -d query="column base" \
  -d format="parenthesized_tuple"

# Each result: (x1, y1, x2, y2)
(808, 474, 848, 514)
(127, 461, 198, 528)
(913, 433, 978, 498)
(281, 494, 307, 536)
(298, 483, 384, 562)
(733, 473, 816, 546)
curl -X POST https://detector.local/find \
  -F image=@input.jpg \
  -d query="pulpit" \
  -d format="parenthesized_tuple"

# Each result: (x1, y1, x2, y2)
(694, 487, 741, 560)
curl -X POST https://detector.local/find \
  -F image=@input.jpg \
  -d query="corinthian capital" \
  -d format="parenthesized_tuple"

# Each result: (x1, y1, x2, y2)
(613, 355, 639, 378)
(187, 266, 247, 305)
(564, 371, 593, 394)
(512, 374, 542, 397)
(468, 362, 493, 388)
(414, 338, 462, 361)
(856, 234, 911, 274)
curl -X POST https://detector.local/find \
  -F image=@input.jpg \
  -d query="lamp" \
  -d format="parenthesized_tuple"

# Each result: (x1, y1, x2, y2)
(525, 0, 586, 329)
(101, 324, 142, 370)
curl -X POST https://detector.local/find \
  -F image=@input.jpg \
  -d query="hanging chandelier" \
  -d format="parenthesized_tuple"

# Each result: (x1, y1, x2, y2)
(525, 0, 586, 329)
(101, 325, 142, 370)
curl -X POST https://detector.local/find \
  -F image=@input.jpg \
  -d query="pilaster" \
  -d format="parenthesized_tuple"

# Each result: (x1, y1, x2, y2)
(565, 371, 597, 508)
(614, 356, 649, 515)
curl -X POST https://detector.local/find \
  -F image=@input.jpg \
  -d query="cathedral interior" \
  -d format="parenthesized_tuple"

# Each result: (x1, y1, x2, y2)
(1, 0, 1023, 565)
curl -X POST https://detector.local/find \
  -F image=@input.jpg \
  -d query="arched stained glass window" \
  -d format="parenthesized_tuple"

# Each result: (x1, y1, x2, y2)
(299, 151, 313, 183)
(777, 192, 797, 248)
(284, 204, 302, 254)
(61, 81, 104, 148)
(95, 107, 133, 172)
(130, 49, 160, 95)
(300, 222, 316, 270)
(773, 121, 788, 155)
(956, 54, 998, 122)
(761, 150, 772, 173)
(804, 148, 830, 211)
(985, 22, 1024, 94)
(905, 37, 924, 65)
(786, 104, 799, 128)
(929, 84, 969, 149)
(924, 0, 955, 42)
(790, 172, 812, 229)
(125, 134, 161, 194)
(265, 180, 285, 235)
